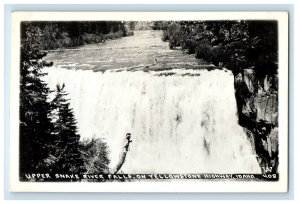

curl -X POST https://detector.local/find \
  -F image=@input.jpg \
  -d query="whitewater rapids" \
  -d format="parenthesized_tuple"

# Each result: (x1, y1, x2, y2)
(44, 67, 261, 174)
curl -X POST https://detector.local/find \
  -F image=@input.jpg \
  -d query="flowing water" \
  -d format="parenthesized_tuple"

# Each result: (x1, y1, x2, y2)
(44, 30, 261, 174)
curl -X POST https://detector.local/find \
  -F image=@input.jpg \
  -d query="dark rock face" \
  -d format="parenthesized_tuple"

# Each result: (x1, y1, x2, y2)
(234, 68, 278, 173)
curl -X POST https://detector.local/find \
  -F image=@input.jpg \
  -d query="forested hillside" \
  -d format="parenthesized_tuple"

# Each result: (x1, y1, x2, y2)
(21, 21, 135, 50)
(160, 21, 277, 75)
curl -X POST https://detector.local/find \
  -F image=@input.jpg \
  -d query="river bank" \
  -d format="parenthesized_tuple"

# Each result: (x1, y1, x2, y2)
(21, 21, 134, 50)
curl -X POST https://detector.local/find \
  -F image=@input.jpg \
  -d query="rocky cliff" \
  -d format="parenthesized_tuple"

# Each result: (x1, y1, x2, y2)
(234, 68, 278, 173)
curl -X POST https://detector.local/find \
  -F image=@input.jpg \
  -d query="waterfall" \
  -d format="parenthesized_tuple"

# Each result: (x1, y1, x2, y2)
(44, 67, 261, 174)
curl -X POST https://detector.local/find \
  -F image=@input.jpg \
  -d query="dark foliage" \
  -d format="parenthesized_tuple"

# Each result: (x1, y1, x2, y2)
(20, 24, 110, 181)
(162, 20, 278, 77)
(21, 21, 135, 50)
(80, 138, 110, 175)
(20, 25, 55, 178)
(50, 84, 86, 179)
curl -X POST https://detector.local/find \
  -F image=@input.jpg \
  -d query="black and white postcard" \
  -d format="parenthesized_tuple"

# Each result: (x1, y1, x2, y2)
(9, 12, 288, 192)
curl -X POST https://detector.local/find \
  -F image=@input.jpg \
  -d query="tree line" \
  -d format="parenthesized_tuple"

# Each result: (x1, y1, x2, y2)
(158, 20, 278, 80)
(21, 21, 135, 50)
(19, 24, 114, 181)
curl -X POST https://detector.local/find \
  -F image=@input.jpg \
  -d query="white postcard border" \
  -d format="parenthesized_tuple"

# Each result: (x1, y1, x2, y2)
(9, 11, 289, 192)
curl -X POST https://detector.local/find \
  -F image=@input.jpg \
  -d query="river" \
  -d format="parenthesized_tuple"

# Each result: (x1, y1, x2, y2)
(44, 30, 261, 174)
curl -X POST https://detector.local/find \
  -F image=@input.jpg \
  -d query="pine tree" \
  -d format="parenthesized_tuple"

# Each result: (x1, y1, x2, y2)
(51, 84, 86, 179)
(20, 24, 55, 179)
(80, 138, 110, 175)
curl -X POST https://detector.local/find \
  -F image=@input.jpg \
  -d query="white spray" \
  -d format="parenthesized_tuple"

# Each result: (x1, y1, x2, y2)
(44, 67, 261, 174)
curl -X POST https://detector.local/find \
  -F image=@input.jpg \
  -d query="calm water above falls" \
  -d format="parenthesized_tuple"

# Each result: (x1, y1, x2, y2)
(45, 30, 211, 71)
(44, 30, 261, 174)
